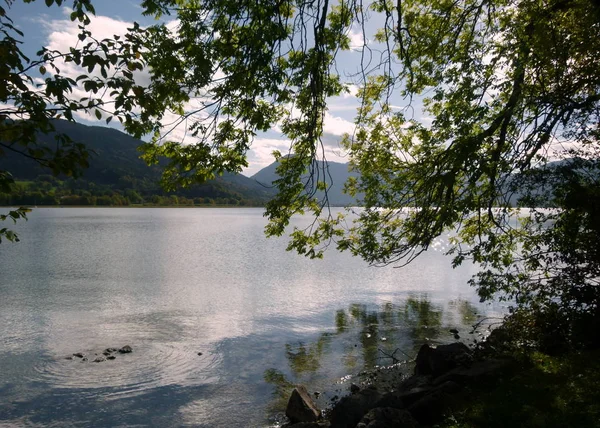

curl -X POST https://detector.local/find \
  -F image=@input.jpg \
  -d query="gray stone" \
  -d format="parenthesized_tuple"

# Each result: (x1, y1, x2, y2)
(286, 385, 320, 424)
(73, 353, 84, 358)
(414, 343, 471, 377)
(119, 345, 133, 354)
(373, 391, 405, 410)
(407, 384, 465, 426)
(106, 355, 116, 360)
(433, 358, 512, 385)
(288, 422, 330, 428)
(328, 387, 382, 428)
(358, 407, 417, 428)
(93, 356, 106, 363)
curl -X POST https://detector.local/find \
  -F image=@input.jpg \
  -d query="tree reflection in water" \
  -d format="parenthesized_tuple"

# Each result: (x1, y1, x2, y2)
(264, 295, 482, 414)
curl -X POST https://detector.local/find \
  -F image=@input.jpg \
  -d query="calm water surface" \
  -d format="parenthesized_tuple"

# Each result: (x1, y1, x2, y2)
(0, 208, 504, 427)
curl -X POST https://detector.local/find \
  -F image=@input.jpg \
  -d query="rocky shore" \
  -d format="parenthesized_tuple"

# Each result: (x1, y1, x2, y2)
(283, 338, 513, 427)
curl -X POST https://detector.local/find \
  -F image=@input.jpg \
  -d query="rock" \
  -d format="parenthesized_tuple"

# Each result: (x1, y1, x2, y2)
(328, 387, 381, 428)
(414, 343, 471, 377)
(350, 383, 360, 393)
(65, 356, 73, 360)
(285, 385, 320, 424)
(197, 352, 203, 356)
(119, 345, 133, 354)
(288, 422, 331, 428)
(373, 391, 405, 410)
(106, 355, 116, 360)
(93, 356, 106, 363)
(81, 357, 88, 362)
(358, 407, 417, 428)
(449, 328, 459, 334)
(73, 353, 84, 358)
(393, 386, 434, 408)
(407, 381, 464, 425)
(104, 348, 118, 353)
(396, 374, 431, 392)
(433, 358, 513, 385)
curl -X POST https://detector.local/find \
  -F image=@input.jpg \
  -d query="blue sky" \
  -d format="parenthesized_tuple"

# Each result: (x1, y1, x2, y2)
(8, 0, 374, 176)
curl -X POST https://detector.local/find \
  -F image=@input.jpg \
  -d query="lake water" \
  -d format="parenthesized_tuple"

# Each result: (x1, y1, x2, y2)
(0, 208, 504, 427)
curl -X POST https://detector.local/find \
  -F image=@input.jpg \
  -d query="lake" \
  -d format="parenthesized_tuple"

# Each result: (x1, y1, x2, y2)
(0, 208, 504, 427)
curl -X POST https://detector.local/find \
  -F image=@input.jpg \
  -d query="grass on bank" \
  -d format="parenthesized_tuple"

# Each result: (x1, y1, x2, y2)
(441, 349, 600, 428)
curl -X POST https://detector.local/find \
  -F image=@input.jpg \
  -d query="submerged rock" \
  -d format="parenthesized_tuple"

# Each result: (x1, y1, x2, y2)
(119, 345, 133, 354)
(286, 385, 320, 424)
(73, 353, 84, 358)
(93, 356, 106, 363)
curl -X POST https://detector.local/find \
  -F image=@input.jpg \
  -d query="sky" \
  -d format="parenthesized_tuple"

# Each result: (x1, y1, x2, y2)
(7, 0, 378, 176)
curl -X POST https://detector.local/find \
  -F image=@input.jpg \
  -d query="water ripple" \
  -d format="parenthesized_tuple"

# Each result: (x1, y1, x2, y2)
(31, 342, 221, 398)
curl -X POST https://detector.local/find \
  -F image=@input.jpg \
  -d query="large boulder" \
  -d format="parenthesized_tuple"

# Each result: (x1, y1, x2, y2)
(328, 387, 382, 428)
(414, 343, 471, 377)
(286, 386, 320, 424)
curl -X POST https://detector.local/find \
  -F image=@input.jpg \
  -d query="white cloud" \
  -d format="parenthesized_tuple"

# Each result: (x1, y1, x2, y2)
(348, 28, 364, 50)
(323, 111, 355, 136)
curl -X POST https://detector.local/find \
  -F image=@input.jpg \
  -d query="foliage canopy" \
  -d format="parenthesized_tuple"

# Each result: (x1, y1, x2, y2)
(1, 0, 599, 347)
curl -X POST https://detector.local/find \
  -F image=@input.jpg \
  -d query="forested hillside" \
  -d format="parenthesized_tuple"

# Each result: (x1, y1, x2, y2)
(0, 120, 274, 206)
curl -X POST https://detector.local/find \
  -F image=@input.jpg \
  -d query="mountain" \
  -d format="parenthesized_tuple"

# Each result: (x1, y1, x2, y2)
(252, 158, 360, 206)
(0, 120, 273, 206)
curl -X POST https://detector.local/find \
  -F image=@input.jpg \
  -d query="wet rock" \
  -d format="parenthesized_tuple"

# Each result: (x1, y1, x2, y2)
(197, 352, 203, 356)
(414, 343, 471, 377)
(357, 407, 417, 428)
(81, 357, 88, 362)
(65, 356, 73, 360)
(106, 355, 116, 360)
(393, 386, 434, 408)
(118, 345, 133, 354)
(328, 387, 381, 428)
(73, 353, 84, 358)
(396, 374, 431, 392)
(93, 356, 106, 363)
(286, 385, 320, 424)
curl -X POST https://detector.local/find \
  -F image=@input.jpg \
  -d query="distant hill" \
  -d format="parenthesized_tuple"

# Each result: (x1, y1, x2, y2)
(0, 120, 274, 206)
(252, 158, 360, 206)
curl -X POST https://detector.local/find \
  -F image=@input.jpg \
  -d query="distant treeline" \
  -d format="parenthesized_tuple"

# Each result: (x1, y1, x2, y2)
(0, 175, 264, 207)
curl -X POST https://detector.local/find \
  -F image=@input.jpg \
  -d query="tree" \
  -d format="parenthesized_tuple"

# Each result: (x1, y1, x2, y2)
(2, 0, 599, 348)
(0, 0, 190, 240)
(138, 0, 600, 348)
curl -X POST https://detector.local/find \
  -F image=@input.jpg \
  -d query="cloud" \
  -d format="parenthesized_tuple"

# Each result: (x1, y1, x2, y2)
(348, 28, 364, 50)
(323, 112, 355, 136)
